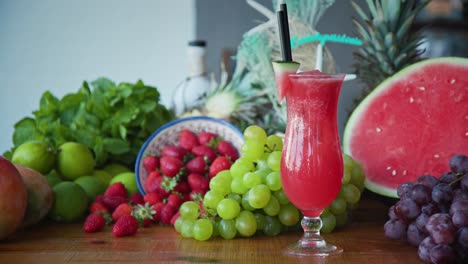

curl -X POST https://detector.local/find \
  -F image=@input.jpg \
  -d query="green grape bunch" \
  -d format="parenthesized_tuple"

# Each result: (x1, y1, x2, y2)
(173, 125, 365, 240)
(321, 153, 365, 233)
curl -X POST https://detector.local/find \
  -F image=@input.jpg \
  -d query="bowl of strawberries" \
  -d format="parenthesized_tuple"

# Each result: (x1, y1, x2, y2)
(135, 116, 244, 199)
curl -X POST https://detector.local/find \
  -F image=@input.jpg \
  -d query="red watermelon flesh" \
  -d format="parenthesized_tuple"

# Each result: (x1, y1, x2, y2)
(272, 61, 300, 102)
(343, 57, 468, 198)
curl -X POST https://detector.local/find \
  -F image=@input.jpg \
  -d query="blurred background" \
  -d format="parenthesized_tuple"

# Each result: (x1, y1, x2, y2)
(1, 0, 467, 152)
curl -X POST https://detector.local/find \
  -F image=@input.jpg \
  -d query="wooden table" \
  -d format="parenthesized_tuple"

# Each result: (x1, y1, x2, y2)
(0, 193, 422, 264)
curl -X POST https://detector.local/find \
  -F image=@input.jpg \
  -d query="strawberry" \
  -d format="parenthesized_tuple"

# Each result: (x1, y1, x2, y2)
(104, 182, 127, 199)
(89, 202, 109, 214)
(167, 193, 183, 209)
(112, 215, 139, 237)
(143, 192, 162, 205)
(112, 203, 133, 222)
(199, 202, 208, 218)
(142, 219, 153, 227)
(182, 192, 191, 202)
(209, 156, 232, 178)
(161, 145, 187, 161)
(94, 195, 105, 204)
(146, 173, 176, 198)
(197, 131, 218, 145)
(158, 176, 178, 197)
(191, 145, 217, 163)
(83, 213, 106, 233)
(190, 191, 204, 202)
(144, 171, 162, 193)
(186, 156, 208, 174)
(170, 211, 180, 226)
(187, 173, 209, 193)
(129, 192, 145, 205)
(102, 196, 127, 212)
(160, 156, 184, 177)
(143, 155, 160, 172)
(217, 140, 239, 161)
(174, 181, 190, 193)
(132, 202, 156, 227)
(179, 129, 199, 151)
(152, 202, 165, 223)
(159, 204, 176, 225)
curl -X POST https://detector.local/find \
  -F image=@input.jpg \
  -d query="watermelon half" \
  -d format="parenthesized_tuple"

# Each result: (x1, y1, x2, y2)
(343, 57, 468, 198)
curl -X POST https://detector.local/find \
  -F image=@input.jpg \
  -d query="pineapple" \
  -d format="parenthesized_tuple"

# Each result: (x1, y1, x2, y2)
(182, 1, 338, 133)
(181, 45, 280, 132)
(202, 80, 277, 132)
(352, 0, 429, 98)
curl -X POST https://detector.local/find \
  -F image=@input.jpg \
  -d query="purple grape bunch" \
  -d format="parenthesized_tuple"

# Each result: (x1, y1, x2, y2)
(384, 154, 468, 264)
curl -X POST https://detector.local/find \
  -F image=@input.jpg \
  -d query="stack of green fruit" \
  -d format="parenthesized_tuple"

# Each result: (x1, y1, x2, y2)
(174, 125, 300, 241)
(10, 140, 135, 223)
(4, 77, 173, 223)
(174, 125, 365, 241)
(321, 154, 365, 233)
(4, 78, 174, 168)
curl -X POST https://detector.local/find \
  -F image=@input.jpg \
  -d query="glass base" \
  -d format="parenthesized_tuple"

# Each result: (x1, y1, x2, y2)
(285, 216, 343, 257)
(285, 239, 343, 257)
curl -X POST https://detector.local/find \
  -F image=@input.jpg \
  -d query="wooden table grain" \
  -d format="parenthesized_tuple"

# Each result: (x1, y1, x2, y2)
(0, 194, 422, 264)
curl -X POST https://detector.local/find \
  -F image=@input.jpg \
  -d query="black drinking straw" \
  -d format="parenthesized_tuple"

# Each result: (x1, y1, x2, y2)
(280, 4, 292, 59)
(277, 4, 292, 62)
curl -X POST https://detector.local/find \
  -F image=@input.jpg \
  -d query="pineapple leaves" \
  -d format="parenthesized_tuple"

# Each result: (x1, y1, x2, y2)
(383, 32, 395, 49)
(351, 1, 369, 21)
(396, 15, 415, 40)
(352, 0, 428, 95)
(273, 0, 335, 28)
(365, 0, 378, 18)
(353, 19, 372, 42)
(381, 0, 400, 32)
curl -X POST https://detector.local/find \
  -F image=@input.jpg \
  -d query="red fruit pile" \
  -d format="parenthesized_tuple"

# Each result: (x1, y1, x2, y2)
(142, 129, 239, 225)
(83, 182, 155, 237)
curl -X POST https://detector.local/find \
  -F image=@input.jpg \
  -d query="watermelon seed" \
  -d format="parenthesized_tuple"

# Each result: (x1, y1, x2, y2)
(402, 170, 407, 176)
(449, 79, 456, 84)
(392, 170, 397, 176)
(386, 166, 392, 170)
(409, 97, 414, 103)
(418, 86, 426, 91)
(376, 127, 382, 133)
(433, 154, 440, 158)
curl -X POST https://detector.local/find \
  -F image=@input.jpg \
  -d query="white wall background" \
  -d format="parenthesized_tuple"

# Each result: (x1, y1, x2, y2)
(0, 0, 195, 153)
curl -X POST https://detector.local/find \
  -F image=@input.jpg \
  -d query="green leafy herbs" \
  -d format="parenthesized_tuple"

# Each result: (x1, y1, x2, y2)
(5, 78, 174, 168)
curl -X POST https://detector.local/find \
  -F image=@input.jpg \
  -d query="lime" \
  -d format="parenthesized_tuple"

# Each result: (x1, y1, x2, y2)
(44, 173, 63, 188)
(56, 142, 95, 180)
(49, 182, 88, 222)
(12, 141, 55, 174)
(92, 170, 113, 186)
(109, 172, 138, 194)
(103, 163, 131, 177)
(74, 176, 106, 201)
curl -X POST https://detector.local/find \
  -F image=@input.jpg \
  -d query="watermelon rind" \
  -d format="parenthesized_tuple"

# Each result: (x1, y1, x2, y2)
(343, 57, 468, 198)
(272, 61, 301, 102)
(272, 61, 301, 73)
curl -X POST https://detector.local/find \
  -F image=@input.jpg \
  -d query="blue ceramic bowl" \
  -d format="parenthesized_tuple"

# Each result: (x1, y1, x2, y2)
(135, 116, 244, 195)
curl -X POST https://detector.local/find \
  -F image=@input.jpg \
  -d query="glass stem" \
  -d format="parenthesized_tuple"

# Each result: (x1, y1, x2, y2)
(300, 216, 326, 248)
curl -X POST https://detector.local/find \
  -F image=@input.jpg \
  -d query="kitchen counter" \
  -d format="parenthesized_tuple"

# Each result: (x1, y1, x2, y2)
(0, 194, 422, 264)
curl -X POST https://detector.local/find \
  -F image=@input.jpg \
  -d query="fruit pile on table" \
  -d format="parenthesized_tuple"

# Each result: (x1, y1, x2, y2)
(384, 155, 468, 262)
(1, 1, 468, 263)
